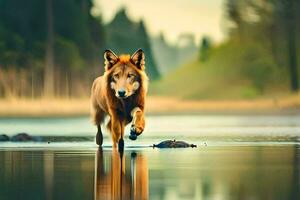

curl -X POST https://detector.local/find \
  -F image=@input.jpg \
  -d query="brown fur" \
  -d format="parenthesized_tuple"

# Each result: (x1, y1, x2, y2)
(91, 49, 148, 148)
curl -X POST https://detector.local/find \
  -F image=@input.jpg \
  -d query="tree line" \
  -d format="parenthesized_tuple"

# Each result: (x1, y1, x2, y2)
(0, 0, 160, 98)
(225, 0, 300, 93)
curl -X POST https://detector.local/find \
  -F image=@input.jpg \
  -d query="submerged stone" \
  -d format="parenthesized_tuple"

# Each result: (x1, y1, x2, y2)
(11, 133, 33, 142)
(153, 140, 197, 148)
(0, 134, 10, 141)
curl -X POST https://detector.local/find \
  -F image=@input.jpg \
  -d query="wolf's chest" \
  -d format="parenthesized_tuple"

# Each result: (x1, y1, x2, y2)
(116, 100, 134, 122)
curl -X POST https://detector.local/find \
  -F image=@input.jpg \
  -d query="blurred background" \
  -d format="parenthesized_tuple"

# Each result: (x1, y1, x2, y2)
(1, 2, 300, 199)
(0, 0, 299, 115)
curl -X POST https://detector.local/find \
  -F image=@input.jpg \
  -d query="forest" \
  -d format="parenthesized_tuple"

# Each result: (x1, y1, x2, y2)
(225, 0, 300, 93)
(0, 0, 299, 100)
(0, 0, 160, 98)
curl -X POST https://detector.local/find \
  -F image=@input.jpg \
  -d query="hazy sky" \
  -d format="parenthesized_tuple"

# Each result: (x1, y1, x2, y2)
(92, 0, 225, 45)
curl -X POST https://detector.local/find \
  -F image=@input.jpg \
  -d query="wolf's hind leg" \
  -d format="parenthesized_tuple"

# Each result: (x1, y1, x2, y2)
(93, 106, 105, 146)
(96, 125, 103, 146)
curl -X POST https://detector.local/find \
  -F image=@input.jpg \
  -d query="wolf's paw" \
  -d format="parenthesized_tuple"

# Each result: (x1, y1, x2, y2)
(129, 123, 144, 140)
(129, 127, 137, 140)
(131, 116, 144, 134)
(129, 125, 144, 140)
(129, 109, 145, 140)
(131, 123, 144, 135)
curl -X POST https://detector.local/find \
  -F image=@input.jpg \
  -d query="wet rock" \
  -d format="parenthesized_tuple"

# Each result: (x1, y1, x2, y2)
(0, 134, 10, 141)
(153, 140, 197, 148)
(11, 133, 33, 142)
(153, 140, 175, 148)
(172, 140, 192, 148)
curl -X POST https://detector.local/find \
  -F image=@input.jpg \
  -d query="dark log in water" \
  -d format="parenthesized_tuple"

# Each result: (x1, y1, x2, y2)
(152, 140, 197, 148)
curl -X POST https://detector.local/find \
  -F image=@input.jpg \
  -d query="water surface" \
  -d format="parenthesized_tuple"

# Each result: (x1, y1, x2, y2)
(0, 114, 300, 200)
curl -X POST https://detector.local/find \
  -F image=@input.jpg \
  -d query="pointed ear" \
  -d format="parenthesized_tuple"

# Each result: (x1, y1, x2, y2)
(104, 49, 118, 71)
(131, 48, 145, 70)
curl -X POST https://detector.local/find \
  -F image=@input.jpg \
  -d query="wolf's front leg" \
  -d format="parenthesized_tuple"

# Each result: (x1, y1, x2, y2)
(130, 107, 145, 139)
(111, 115, 124, 151)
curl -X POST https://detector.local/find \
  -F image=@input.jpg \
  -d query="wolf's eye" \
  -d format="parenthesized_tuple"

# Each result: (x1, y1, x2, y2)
(113, 74, 119, 79)
(128, 74, 135, 79)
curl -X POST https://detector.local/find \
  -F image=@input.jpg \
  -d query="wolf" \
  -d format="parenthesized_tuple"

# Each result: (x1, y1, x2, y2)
(91, 49, 148, 150)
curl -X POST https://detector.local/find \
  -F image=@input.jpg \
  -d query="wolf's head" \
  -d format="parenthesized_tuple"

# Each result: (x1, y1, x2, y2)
(104, 49, 148, 99)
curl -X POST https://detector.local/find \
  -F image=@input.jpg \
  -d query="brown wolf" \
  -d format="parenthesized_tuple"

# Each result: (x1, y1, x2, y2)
(91, 49, 148, 150)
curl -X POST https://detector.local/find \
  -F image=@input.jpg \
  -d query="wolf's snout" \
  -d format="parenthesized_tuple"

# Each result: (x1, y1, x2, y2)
(118, 90, 126, 97)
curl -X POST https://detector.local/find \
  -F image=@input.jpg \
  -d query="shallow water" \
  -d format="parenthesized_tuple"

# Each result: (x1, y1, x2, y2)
(0, 114, 300, 200)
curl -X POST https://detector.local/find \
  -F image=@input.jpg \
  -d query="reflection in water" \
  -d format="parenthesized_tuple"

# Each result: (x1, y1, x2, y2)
(291, 144, 300, 200)
(95, 148, 148, 200)
(148, 146, 300, 200)
(0, 145, 299, 200)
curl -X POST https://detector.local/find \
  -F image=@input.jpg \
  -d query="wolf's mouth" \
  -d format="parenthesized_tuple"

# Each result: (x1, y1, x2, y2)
(116, 94, 128, 99)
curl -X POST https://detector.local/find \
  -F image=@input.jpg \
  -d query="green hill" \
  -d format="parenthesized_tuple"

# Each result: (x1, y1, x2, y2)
(150, 41, 291, 100)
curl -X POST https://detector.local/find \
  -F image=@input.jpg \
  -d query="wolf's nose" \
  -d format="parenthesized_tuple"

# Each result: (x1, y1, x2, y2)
(118, 90, 126, 97)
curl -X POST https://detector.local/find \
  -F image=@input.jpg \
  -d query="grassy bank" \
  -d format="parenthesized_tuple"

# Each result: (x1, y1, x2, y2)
(0, 95, 300, 117)
(150, 41, 292, 100)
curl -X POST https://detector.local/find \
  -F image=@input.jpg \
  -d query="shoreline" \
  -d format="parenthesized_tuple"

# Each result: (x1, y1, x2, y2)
(0, 95, 299, 117)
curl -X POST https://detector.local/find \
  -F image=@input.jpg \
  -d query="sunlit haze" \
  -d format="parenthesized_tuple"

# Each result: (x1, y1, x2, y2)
(92, 0, 225, 45)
